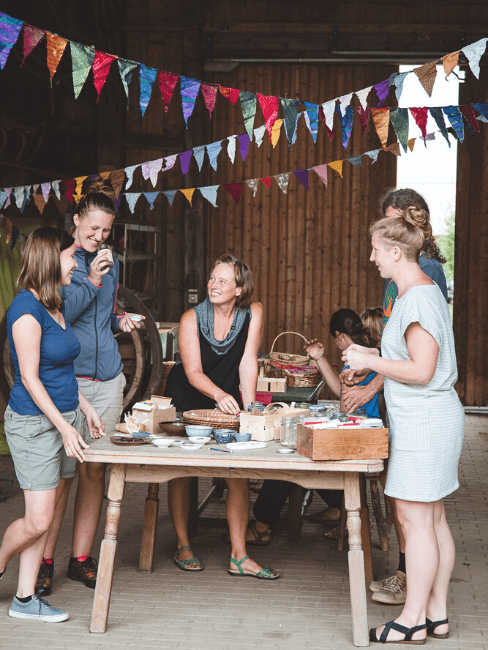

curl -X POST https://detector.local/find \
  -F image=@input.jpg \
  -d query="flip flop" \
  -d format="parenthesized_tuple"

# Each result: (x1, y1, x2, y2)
(228, 555, 279, 580)
(173, 546, 203, 572)
(222, 521, 271, 546)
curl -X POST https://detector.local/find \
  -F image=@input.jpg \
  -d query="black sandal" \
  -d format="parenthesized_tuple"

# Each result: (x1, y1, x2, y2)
(370, 620, 427, 645)
(426, 617, 449, 639)
(222, 521, 271, 546)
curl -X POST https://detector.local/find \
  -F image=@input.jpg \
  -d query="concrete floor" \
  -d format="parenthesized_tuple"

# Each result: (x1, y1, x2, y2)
(0, 414, 487, 649)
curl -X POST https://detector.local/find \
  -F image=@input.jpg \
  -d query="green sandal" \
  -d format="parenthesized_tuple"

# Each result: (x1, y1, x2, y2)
(228, 555, 279, 580)
(173, 546, 203, 572)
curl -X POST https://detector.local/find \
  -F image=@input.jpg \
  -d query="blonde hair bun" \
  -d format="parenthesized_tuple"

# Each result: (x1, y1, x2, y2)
(403, 206, 432, 240)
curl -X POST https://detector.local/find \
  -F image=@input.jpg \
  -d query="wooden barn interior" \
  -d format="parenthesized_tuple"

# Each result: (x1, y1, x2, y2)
(0, 0, 487, 406)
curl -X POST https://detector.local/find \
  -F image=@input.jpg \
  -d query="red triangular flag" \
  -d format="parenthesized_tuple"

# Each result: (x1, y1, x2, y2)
(22, 25, 44, 65)
(201, 83, 218, 118)
(219, 86, 240, 105)
(354, 106, 371, 137)
(257, 93, 279, 139)
(224, 183, 243, 205)
(261, 178, 272, 189)
(409, 107, 428, 139)
(92, 51, 117, 101)
(158, 71, 179, 112)
(64, 179, 76, 203)
(459, 105, 480, 133)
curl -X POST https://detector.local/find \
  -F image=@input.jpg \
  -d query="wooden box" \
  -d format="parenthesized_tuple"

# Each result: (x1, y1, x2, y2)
(297, 424, 389, 461)
(256, 377, 287, 393)
(240, 403, 310, 442)
(132, 395, 176, 434)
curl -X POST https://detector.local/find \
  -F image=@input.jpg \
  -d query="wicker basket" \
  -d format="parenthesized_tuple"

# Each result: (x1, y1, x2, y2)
(285, 369, 322, 387)
(183, 409, 240, 431)
(156, 361, 176, 396)
(265, 331, 310, 377)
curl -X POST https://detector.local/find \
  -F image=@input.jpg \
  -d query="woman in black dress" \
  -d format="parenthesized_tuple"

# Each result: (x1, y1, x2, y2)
(165, 254, 278, 579)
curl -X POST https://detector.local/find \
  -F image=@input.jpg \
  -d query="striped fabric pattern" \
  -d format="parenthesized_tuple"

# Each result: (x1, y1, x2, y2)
(382, 285, 465, 502)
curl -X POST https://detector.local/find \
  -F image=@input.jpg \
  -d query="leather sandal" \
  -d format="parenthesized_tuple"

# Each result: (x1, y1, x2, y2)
(222, 521, 271, 546)
(370, 620, 427, 645)
(427, 617, 449, 639)
(173, 546, 203, 572)
(228, 555, 279, 580)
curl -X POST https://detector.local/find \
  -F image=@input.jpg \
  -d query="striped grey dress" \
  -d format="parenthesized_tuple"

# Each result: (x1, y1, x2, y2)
(382, 284, 464, 502)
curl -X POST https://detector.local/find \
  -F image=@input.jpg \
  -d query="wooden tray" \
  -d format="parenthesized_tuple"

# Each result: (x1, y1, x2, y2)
(110, 436, 152, 446)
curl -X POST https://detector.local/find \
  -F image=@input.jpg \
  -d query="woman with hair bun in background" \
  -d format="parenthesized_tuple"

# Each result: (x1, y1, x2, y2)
(343, 205, 464, 644)
(36, 178, 144, 595)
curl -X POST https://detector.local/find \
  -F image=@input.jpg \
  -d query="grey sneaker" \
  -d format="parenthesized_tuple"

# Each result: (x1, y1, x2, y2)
(371, 570, 407, 605)
(9, 595, 69, 622)
(369, 570, 405, 593)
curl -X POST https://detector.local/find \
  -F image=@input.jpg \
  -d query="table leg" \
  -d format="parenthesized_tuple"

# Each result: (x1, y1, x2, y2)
(360, 475, 374, 582)
(139, 483, 160, 573)
(344, 472, 369, 647)
(90, 463, 127, 634)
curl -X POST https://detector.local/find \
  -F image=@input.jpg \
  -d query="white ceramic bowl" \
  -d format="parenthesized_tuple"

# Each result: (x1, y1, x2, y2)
(152, 438, 174, 448)
(185, 425, 213, 436)
(187, 436, 211, 444)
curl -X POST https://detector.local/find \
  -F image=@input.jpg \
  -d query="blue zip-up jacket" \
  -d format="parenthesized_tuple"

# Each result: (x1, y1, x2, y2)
(61, 246, 123, 381)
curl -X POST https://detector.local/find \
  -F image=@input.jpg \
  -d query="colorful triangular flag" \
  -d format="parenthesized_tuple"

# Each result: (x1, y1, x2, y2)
(312, 164, 328, 187)
(219, 86, 239, 104)
(46, 33, 68, 87)
(240, 91, 257, 141)
(92, 50, 117, 101)
(199, 185, 219, 207)
(328, 161, 344, 178)
(139, 64, 158, 116)
(180, 76, 201, 127)
(371, 108, 390, 148)
(257, 93, 279, 139)
(274, 173, 289, 194)
(118, 59, 138, 106)
(293, 169, 309, 189)
(0, 12, 23, 70)
(158, 71, 179, 112)
(22, 25, 44, 65)
(201, 83, 218, 118)
(71, 42, 95, 99)
(224, 183, 243, 205)
(461, 38, 488, 79)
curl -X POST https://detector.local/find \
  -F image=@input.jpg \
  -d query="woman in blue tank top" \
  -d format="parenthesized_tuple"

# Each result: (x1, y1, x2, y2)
(0, 228, 104, 623)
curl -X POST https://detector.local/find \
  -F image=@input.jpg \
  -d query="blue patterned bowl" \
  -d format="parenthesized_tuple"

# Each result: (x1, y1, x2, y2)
(233, 432, 252, 443)
(213, 429, 235, 444)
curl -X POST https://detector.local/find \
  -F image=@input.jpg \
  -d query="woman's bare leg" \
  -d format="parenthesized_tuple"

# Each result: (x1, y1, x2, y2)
(71, 461, 106, 557)
(42, 476, 75, 559)
(426, 500, 454, 636)
(167, 477, 200, 568)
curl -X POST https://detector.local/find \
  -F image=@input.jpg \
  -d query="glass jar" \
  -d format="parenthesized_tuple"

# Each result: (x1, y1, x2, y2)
(280, 417, 292, 447)
(96, 243, 114, 271)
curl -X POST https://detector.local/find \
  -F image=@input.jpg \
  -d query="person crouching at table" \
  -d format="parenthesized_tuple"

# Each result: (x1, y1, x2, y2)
(164, 254, 279, 580)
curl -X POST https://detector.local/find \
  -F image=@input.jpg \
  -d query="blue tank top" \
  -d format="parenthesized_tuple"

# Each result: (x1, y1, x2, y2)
(7, 290, 81, 415)
(341, 366, 380, 419)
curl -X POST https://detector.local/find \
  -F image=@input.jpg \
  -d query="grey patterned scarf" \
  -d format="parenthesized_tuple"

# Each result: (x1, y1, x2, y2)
(193, 297, 251, 355)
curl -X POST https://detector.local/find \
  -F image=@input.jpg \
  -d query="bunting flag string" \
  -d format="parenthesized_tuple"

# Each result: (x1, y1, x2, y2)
(1, 10, 487, 136)
(2, 102, 488, 215)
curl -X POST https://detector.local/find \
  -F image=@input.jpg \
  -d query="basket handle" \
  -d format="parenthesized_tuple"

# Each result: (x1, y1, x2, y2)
(263, 402, 292, 413)
(269, 331, 309, 355)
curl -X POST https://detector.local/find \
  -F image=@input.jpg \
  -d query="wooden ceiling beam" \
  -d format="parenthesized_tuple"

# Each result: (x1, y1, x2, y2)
(201, 23, 486, 35)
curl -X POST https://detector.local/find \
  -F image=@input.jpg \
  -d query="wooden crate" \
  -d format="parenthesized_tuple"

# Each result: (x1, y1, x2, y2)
(240, 404, 310, 442)
(256, 377, 287, 393)
(297, 424, 389, 460)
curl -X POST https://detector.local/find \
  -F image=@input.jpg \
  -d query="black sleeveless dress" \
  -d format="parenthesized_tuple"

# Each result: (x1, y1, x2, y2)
(164, 312, 251, 412)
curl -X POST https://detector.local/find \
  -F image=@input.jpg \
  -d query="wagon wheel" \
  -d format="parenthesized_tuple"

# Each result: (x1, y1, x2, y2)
(116, 285, 163, 405)
(0, 286, 162, 410)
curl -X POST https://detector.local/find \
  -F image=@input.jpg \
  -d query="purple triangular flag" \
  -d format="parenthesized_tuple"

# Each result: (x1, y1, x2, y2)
(373, 78, 390, 107)
(179, 150, 193, 175)
(180, 76, 201, 127)
(237, 132, 251, 162)
(293, 169, 309, 189)
(0, 12, 23, 70)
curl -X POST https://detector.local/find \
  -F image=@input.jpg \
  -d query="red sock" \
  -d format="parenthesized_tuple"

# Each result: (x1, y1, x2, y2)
(76, 555, 90, 562)
(42, 558, 53, 565)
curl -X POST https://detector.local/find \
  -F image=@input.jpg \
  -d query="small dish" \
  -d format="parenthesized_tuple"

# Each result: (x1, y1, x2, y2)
(226, 441, 267, 451)
(180, 442, 203, 450)
(152, 438, 174, 448)
(186, 436, 211, 444)
(213, 429, 235, 444)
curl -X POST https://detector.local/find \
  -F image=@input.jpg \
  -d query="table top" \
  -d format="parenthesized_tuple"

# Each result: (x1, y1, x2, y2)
(85, 434, 384, 473)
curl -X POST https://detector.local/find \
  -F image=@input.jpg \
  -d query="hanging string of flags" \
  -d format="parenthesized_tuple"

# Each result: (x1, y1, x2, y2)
(0, 10, 487, 138)
(0, 100, 487, 214)
(1, 109, 486, 215)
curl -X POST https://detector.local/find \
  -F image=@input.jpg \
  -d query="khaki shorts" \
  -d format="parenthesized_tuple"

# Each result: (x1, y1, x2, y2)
(4, 405, 80, 491)
(76, 372, 126, 441)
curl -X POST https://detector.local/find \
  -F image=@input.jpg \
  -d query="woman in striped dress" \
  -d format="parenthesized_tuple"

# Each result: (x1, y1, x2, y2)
(343, 206, 464, 645)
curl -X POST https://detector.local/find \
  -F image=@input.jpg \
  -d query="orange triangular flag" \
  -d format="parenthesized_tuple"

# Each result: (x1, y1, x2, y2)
(371, 108, 390, 148)
(100, 171, 111, 182)
(385, 142, 401, 156)
(328, 160, 344, 178)
(441, 51, 459, 78)
(408, 138, 416, 152)
(46, 33, 68, 88)
(413, 60, 437, 97)
(109, 169, 125, 198)
(271, 118, 283, 148)
(73, 176, 88, 203)
(34, 193, 46, 214)
(180, 188, 196, 206)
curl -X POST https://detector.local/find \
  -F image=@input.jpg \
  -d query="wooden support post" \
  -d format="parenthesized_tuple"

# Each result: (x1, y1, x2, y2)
(90, 464, 126, 634)
(139, 483, 160, 573)
(344, 472, 369, 647)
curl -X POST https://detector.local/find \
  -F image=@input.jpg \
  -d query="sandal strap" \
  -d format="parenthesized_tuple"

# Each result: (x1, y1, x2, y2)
(255, 566, 273, 579)
(426, 618, 449, 633)
(179, 556, 200, 567)
(230, 555, 250, 574)
(380, 621, 427, 643)
(176, 545, 191, 554)
(250, 522, 271, 542)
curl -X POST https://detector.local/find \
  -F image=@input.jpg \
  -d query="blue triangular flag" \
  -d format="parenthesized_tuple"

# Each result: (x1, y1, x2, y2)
(162, 190, 178, 206)
(139, 64, 158, 117)
(199, 185, 219, 207)
(144, 191, 159, 210)
(193, 145, 206, 171)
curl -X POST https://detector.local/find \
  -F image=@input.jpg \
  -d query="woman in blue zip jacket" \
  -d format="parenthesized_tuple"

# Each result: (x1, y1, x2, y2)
(36, 178, 144, 594)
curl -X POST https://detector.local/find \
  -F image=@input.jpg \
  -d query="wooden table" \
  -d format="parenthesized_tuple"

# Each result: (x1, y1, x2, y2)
(85, 436, 383, 646)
